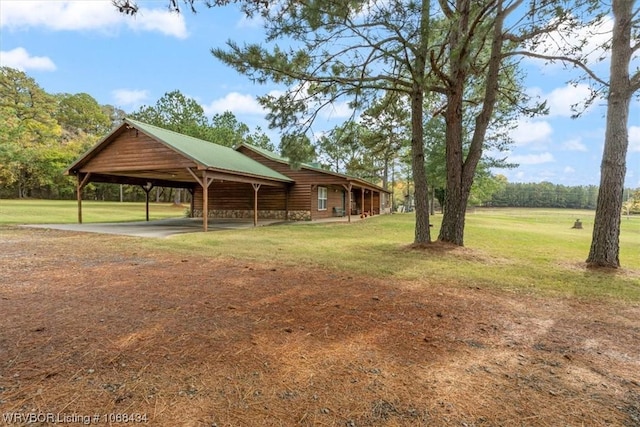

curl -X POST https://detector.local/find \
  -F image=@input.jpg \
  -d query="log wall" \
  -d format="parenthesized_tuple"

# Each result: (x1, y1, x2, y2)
(193, 182, 287, 211)
(82, 129, 195, 172)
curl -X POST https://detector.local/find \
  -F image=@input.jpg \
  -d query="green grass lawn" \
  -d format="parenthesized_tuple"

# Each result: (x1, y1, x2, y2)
(0, 199, 185, 224)
(1, 200, 638, 301)
(159, 207, 640, 301)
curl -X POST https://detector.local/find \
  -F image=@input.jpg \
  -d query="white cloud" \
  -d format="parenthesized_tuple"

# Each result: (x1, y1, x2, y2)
(112, 89, 149, 107)
(510, 119, 552, 146)
(321, 101, 353, 120)
(201, 87, 355, 123)
(564, 166, 576, 174)
(351, 0, 394, 20)
(133, 8, 188, 38)
(202, 92, 265, 116)
(0, 1, 187, 38)
(545, 84, 595, 117)
(629, 126, 640, 153)
(0, 47, 56, 71)
(1, 1, 119, 31)
(505, 168, 558, 183)
(509, 152, 555, 165)
(561, 137, 588, 152)
(236, 14, 264, 29)
(577, 16, 614, 65)
(529, 15, 614, 66)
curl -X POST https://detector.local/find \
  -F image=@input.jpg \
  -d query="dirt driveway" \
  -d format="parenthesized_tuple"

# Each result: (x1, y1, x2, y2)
(1, 227, 639, 426)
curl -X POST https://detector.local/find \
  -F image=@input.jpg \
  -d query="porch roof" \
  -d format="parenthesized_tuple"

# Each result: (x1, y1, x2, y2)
(237, 143, 390, 193)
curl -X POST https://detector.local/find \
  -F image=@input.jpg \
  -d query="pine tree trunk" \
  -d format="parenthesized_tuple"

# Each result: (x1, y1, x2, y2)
(440, 188, 470, 245)
(439, 91, 467, 245)
(586, 0, 633, 268)
(438, 0, 505, 247)
(430, 186, 435, 215)
(382, 156, 389, 190)
(411, 86, 431, 244)
(410, 0, 431, 245)
(437, 0, 470, 246)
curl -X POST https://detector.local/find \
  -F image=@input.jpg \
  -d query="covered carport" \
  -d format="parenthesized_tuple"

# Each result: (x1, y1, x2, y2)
(65, 119, 293, 232)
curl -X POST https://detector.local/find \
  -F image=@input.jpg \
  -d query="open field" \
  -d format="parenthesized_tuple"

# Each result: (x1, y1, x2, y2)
(1, 201, 639, 426)
(0, 200, 184, 225)
(1, 200, 639, 300)
(158, 207, 640, 301)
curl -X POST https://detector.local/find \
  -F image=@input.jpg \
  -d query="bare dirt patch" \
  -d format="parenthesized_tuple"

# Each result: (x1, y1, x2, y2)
(1, 227, 639, 426)
(404, 240, 512, 266)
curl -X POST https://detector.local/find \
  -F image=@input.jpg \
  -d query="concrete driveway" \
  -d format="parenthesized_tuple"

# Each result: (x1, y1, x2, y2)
(22, 217, 282, 238)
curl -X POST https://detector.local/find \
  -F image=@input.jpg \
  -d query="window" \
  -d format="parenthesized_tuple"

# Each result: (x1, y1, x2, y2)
(318, 186, 327, 210)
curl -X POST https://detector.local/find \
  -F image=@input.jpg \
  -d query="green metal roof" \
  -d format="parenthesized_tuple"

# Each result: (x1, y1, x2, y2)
(239, 143, 319, 170)
(238, 142, 390, 193)
(126, 119, 292, 182)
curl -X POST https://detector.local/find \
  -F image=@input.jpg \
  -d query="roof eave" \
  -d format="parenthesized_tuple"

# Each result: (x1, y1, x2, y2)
(238, 143, 289, 166)
(239, 143, 388, 192)
(203, 166, 293, 183)
(128, 121, 291, 183)
(347, 178, 390, 193)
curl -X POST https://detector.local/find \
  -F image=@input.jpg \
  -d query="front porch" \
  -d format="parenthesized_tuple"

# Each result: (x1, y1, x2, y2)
(349, 187, 382, 217)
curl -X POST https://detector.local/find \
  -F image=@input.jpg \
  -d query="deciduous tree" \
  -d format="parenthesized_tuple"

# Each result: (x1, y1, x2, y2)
(129, 90, 214, 141)
(55, 93, 111, 139)
(0, 67, 62, 198)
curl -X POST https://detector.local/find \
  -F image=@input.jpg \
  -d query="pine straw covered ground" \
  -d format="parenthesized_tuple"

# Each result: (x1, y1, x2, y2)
(1, 227, 639, 426)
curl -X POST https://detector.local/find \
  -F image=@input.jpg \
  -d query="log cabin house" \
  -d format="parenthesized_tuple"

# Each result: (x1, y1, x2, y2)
(65, 119, 390, 231)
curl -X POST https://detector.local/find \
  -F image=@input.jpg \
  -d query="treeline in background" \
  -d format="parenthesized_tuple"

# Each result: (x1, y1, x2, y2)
(486, 182, 639, 213)
(0, 67, 273, 204)
(488, 182, 600, 209)
(2, 66, 639, 214)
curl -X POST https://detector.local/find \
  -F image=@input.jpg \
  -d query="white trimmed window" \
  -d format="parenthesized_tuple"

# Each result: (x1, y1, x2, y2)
(318, 186, 328, 210)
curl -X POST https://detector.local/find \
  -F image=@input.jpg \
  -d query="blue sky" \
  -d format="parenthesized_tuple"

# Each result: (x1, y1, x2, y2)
(1, 0, 638, 187)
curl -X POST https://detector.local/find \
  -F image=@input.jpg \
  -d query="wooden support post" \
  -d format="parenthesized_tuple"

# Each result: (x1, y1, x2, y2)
(252, 183, 261, 227)
(310, 185, 316, 221)
(284, 186, 289, 221)
(202, 176, 208, 232)
(361, 188, 365, 217)
(343, 183, 353, 223)
(370, 189, 374, 216)
(188, 188, 195, 218)
(202, 171, 213, 232)
(186, 168, 214, 232)
(77, 180, 82, 224)
(141, 183, 154, 221)
(76, 173, 91, 224)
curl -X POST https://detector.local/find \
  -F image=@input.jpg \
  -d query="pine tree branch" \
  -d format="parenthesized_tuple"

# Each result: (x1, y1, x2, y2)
(630, 70, 640, 92)
(503, 50, 608, 86)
